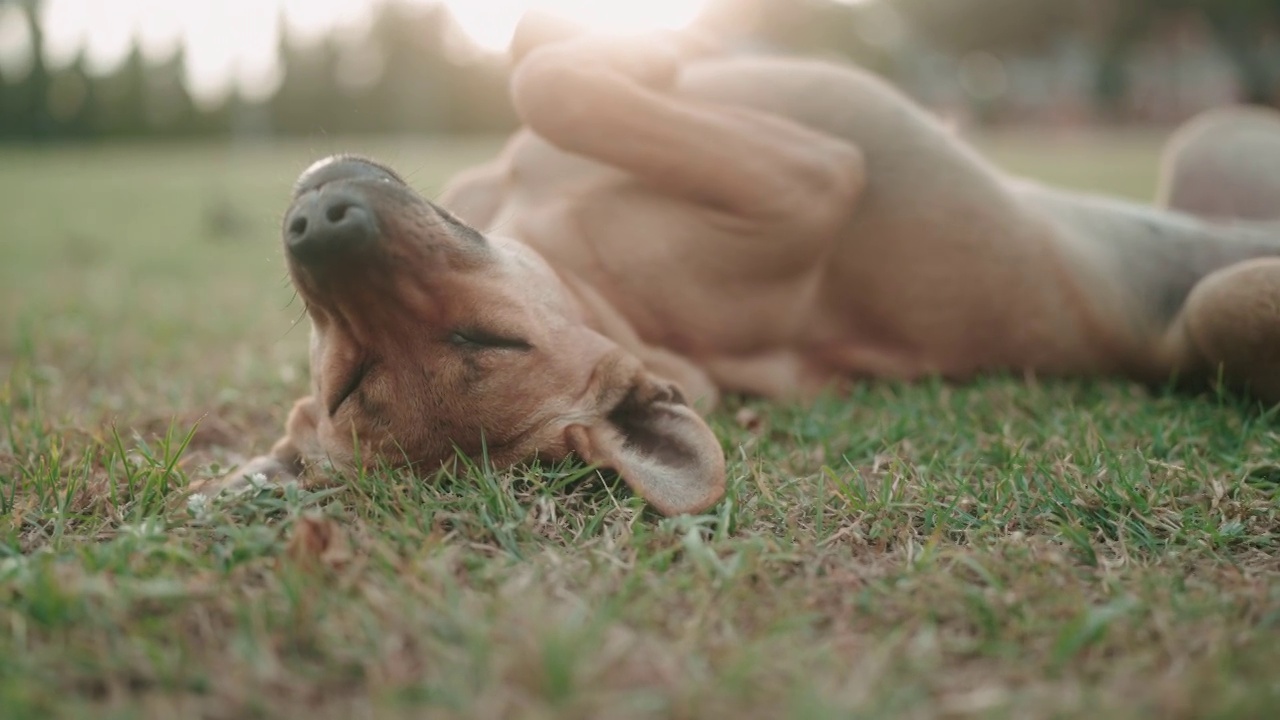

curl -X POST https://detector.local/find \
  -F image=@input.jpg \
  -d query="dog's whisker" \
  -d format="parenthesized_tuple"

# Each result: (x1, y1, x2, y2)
(281, 305, 308, 340)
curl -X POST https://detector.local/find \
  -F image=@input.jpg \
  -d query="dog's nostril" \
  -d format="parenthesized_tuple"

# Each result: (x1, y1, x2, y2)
(325, 202, 351, 224)
(284, 192, 374, 262)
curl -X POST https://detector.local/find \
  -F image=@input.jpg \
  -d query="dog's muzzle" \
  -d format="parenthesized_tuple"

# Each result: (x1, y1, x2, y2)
(285, 156, 402, 264)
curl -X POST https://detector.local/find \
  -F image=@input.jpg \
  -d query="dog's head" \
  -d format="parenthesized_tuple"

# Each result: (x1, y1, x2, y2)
(272, 155, 725, 515)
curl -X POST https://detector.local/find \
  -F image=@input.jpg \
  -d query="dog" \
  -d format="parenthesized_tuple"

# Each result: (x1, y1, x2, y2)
(194, 25, 1280, 516)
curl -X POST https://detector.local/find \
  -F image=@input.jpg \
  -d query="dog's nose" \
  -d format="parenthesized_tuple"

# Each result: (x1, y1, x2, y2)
(284, 190, 377, 262)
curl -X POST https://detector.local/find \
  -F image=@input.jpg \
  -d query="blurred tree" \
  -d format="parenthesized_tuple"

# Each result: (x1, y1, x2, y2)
(355, 1, 453, 133)
(192, 88, 243, 137)
(893, 0, 1087, 55)
(1192, 0, 1278, 104)
(0, 78, 9, 137)
(145, 45, 197, 135)
(46, 49, 93, 137)
(1096, 0, 1279, 112)
(9, 0, 52, 139)
(8, 0, 1272, 143)
(91, 44, 148, 137)
(698, 0, 877, 60)
(270, 15, 343, 135)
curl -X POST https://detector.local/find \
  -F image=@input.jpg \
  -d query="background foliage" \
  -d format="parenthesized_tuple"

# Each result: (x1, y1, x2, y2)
(1, 0, 1278, 143)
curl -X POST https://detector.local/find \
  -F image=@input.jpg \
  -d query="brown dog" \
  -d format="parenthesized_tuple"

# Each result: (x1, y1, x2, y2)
(195, 30, 1280, 516)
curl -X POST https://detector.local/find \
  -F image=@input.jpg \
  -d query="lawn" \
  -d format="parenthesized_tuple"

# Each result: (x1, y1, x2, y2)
(1, 128, 1278, 719)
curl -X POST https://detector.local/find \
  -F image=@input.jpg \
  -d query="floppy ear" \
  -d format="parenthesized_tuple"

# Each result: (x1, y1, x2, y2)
(565, 375, 726, 516)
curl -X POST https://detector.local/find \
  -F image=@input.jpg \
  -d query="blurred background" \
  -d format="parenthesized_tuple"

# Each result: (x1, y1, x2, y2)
(1, 0, 1278, 475)
(1, 0, 1277, 143)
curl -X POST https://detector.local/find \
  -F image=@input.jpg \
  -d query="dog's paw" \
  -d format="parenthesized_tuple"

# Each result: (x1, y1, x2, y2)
(188, 455, 299, 498)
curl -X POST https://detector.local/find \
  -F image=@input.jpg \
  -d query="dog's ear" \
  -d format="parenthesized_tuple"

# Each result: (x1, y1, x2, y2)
(565, 373, 726, 516)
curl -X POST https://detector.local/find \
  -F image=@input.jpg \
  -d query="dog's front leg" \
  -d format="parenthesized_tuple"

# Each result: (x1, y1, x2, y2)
(509, 32, 867, 245)
(192, 397, 322, 497)
(437, 158, 509, 231)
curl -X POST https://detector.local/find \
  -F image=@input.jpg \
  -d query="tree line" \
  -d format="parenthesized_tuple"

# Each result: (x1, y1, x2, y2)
(0, 0, 516, 142)
(702, 0, 1279, 112)
(1, 0, 1277, 143)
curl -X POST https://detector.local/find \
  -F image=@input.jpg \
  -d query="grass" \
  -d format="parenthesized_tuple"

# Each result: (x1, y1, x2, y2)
(2, 127, 1279, 719)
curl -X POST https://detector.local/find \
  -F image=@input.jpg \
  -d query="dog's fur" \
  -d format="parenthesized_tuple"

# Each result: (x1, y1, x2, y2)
(195, 26, 1280, 516)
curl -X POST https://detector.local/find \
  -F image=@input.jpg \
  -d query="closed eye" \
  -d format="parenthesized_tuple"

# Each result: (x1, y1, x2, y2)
(450, 329, 532, 351)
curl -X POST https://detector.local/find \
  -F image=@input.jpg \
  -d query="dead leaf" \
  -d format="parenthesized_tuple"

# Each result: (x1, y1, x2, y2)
(286, 514, 354, 571)
(735, 407, 765, 434)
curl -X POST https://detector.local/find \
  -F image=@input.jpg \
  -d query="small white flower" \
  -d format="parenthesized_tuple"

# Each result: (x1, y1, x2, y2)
(248, 472, 269, 489)
(186, 493, 209, 517)
(122, 517, 166, 539)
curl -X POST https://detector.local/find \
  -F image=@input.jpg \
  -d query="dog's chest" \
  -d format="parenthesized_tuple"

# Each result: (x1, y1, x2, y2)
(521, 204, 816, 359)
(500, 134, 828, 356)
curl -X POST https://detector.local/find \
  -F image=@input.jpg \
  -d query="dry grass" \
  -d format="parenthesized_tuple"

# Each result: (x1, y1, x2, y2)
(1, 129, 1278, 719)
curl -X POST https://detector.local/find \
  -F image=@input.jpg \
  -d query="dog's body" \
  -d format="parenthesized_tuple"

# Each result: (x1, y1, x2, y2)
(199, 33, 1280, 515)
(451, 52, 1280, 403)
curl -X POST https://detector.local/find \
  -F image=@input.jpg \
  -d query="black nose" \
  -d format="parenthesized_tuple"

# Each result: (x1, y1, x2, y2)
(284, 190, 377, 263)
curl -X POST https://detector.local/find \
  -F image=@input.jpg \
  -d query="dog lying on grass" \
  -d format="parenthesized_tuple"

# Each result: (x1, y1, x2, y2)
(196, 26, 1280, 516)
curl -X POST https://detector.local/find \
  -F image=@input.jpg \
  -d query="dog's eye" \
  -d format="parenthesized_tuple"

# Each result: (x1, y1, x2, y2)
(450, 329, 532, 351)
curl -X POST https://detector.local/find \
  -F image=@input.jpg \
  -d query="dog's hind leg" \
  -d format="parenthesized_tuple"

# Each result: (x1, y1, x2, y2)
(1163, 258, 1280, 403)
(1150, 107, 1280, 402)
(1157, 106, 1280, 221)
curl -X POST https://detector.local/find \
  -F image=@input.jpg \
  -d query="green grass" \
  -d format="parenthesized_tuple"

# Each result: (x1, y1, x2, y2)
(2, 129, 1279, 719)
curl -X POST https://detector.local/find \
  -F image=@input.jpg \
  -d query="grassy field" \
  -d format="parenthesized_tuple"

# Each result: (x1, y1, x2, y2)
(1, 128, 1278, 719)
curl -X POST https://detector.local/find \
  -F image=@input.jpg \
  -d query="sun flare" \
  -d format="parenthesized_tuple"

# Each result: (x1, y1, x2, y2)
(8, 0, 710, 104)
(442, 0, 709, 52)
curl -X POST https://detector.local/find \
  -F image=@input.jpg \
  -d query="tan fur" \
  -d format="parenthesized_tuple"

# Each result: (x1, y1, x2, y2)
(1157, 106, 1280, 221)
(193, 27, 1280, 515)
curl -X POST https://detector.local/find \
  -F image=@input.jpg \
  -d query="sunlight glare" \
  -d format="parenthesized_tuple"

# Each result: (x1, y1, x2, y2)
(0, 4, 33, 79)
(281, 0, 375, 44)
(40, 0, 134, 72)
(28, 0, 712, 107)
(38, 0, 365, 107)
(442, 0, 710, 53)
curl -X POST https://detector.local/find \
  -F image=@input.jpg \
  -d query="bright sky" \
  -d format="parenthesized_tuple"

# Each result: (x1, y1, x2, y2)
(0, 0, 710, 105)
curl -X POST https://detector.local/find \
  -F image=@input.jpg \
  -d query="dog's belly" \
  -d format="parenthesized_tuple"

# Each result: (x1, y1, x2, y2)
(487, 57, 1142, 391)
(510, 197, 966, 395)
(498, 153, 827, 351)
(494, 142, 1102, 394)
(537, 211, 822, 353)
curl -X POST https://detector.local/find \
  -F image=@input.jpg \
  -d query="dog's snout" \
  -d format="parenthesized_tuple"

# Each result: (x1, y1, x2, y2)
(285, 191, 377, 263)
